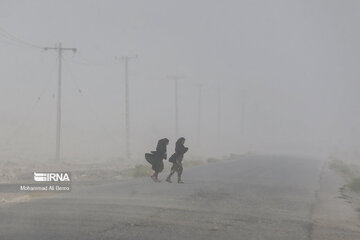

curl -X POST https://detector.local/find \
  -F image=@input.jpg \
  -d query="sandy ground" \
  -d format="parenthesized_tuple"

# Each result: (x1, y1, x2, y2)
(312, 162, 360, 240)
(0, 155, 215, 204)
(0, 158, 135, 204)
(1, 155, 360, 239)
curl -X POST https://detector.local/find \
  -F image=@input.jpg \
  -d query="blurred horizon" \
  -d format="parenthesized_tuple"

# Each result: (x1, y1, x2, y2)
(0, 0, 359, 162)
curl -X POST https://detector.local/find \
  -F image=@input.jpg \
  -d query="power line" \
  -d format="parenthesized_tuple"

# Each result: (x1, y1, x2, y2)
(63, 52, 118, 67)
(0, 26, 44, 49)
(1, 61, 58, 149)
(0, 36, 23, 48)
(64, 63, 122, 146)
(0, 26, 119, 68)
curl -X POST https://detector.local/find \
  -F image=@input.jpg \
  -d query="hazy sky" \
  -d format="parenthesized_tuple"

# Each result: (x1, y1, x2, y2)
(0, 0, 359, 161)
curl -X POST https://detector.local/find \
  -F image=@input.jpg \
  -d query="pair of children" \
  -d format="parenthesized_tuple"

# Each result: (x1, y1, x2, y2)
(145, 137, 188, 183)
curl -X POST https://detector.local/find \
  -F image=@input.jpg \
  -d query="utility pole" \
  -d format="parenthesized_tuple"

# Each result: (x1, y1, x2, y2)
(168, 76, 184, 139)
(240, 92, 246, 138)
(217, 86, 222, 145)
(121, 55, 137, 160)
(196, 84, 205, 147)
(44, 43, 76, 162)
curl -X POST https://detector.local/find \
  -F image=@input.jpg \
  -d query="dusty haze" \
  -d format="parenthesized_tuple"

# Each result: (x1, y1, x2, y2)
(0, 0, 359, 162)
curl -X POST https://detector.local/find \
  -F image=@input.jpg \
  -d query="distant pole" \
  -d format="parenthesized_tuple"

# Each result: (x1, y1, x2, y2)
(56, 44, 62, 163)
(196, 84, 204, 147)
(240, 93, 246, 138)
(122, 55, 137, 160)
(44, 42, 77, 162)
(168, 76, 184, 139)
(217, 86, 221, 144)
(175, 79, 178, 138)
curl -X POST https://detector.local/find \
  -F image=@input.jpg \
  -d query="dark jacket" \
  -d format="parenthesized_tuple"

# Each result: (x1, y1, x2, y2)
(175, 137, 188, 155)
(169, 137, 188, 163)
(145, 138, 169, 169)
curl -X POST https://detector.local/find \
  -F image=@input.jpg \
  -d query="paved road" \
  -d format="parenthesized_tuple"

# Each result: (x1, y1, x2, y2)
(0, 155, 359, 239)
